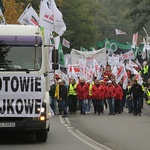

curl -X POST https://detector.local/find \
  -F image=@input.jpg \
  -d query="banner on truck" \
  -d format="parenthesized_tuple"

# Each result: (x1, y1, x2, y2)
(0, 74, 44, 117)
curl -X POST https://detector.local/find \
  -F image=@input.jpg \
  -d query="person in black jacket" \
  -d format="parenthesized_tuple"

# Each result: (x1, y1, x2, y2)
(58, 79, 68, 118)
(49, 82, 57, 114)
(130, 79, 143, 116)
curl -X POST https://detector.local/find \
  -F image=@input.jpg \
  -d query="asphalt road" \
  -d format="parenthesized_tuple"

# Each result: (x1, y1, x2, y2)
(0, 104, 150, 150)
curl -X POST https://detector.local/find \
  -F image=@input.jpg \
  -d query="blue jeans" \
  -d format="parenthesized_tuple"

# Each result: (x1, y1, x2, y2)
(97, 100, 104, 114)
(79, 99, 87, 114)
(107, 98, 115, 114)
(50, 97, 56, 114)
(86, 99, 92, 112)
(133, 97, 142, 115)
(62, 98, 68, 115)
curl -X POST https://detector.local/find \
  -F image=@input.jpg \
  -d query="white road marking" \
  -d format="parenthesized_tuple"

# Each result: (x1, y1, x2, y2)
(59, 116, 112, 150)
(59, 116, 65, 124)
(65, 117, 71, 124)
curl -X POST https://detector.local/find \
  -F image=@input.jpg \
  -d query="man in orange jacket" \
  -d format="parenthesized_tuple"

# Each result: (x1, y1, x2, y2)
(92, 79, 105, 115)
(114, 82, 123, 114)
(76, 78, 88, 115)
(106, 80, 116, 115)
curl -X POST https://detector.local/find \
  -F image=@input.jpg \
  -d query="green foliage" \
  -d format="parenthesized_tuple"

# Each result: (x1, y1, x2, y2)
(15, 0, 40, 11)
(8, 0, 150, 53)
(126, 0, 150, 32)
(59, 0, 102, 50)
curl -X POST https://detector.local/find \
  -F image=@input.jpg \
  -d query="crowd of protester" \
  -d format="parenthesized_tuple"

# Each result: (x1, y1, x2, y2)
(49, 61, 150, 118)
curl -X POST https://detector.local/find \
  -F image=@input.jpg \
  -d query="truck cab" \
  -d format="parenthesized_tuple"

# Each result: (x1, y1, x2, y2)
(0, 24, 50, 142)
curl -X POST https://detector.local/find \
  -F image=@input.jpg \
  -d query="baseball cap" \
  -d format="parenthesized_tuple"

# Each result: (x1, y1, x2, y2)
(58, 79, 62, 83)
(108, 80, 112, 83)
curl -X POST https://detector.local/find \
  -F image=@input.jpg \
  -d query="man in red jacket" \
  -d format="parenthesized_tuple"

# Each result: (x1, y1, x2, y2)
(92, 79, 105, 115)
(106, 80, 116, 115)
(114, 82, 123, 114)
(76, 78, 88, 115)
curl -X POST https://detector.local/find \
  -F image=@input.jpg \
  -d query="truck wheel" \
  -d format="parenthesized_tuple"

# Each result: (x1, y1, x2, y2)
(36, 129, 48, 142)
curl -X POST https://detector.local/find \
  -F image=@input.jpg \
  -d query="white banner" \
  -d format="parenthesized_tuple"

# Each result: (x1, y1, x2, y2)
(122, 50, 135, 60)
(0, 74, 44, 117)
(71, 48, 106, 65)
(108, 56, 119, 66)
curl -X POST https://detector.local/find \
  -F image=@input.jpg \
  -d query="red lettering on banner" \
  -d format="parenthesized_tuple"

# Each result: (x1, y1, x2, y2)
(44, 14, 54, 21)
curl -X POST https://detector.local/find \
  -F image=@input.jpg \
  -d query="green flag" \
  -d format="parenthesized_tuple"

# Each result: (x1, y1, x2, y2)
(58, 42, 65, 66)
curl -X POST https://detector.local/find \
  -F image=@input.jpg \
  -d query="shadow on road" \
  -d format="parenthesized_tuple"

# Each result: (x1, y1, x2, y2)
(0, 132, 37, 144)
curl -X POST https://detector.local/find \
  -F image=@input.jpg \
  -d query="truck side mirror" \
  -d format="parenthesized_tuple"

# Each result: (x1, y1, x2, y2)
(52, 49, 58, 63)
(52, 63, 59, 70)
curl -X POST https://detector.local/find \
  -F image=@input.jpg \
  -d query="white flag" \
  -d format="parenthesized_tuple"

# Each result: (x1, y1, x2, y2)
(132, 32, 138, 47)
(142, 38, 147, 59)
(51, 0, 66, 36)
(18, 5, 39, 26)
(62, 38, 70, 48)
(129, 60, 138, 67)
(116, 65, 125, 84)
(135, 59, 142, 70)
(133, 68, 143, 85)
(40, 0, 66, 36)
(112, 65, 118, 76)
(115, 29, 126, 35)
(39, 1, 54, 31)
(0, 8, 6, 25)
(123, 70, 128, 90)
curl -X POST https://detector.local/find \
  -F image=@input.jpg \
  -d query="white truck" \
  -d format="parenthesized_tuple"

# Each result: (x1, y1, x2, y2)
(0, 24, 51, 142)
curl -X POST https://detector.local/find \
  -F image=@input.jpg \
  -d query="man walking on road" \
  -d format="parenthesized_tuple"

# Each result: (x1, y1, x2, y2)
(76, 78, 88, 115)
(130, 79, 143, 116)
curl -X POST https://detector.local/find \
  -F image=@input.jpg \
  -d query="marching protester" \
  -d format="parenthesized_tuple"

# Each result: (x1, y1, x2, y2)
(55, 79, 68, 117)
(86, 80, 93, 114)
(145, 84, 150, 105)
(129, 79, 143, 116)
(119, 80, 127, 112)
(49, 80, 57, 115)
(92, 79, 105, 115)
(106, 80, 116, 115)
(142, 61, 149, 82)
(113, 81, 123, 114)
(76, 78, 89, 115)
(100, 80, 107, 112)
(68, 78, 78, 114)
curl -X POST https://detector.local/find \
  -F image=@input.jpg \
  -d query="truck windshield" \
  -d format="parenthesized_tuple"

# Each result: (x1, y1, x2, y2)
(0, 36, 42, 71)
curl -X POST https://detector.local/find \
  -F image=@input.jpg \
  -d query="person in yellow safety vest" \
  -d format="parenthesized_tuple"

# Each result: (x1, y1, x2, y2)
(145, 84, 150, 105)
(68, 78, 77, 114)
(86, 80, 93, 114)
(141, 83, 146, 108)
(142, 61, 149, 82)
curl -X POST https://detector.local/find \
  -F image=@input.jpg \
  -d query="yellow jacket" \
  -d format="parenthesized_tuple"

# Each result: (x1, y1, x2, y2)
(54, 84, 60, 100)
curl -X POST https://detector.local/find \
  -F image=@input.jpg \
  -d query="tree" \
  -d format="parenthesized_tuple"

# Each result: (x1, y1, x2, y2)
(15, 0, 40, 12)
(126, 0, 150, 32)
(98, 0, 133, 43)
(3, 0, 24, 24)
(58, 0, 103, 50)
